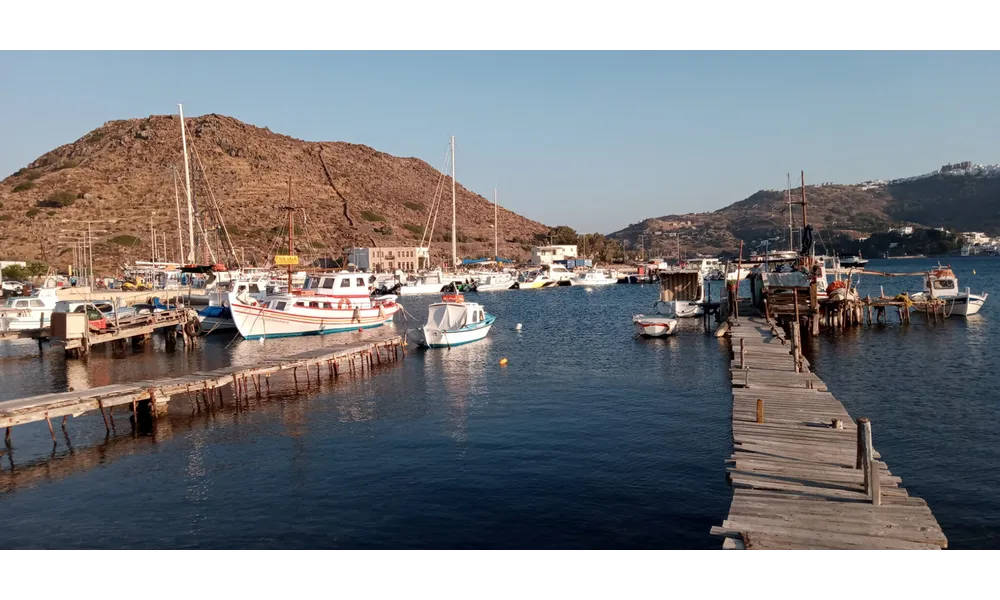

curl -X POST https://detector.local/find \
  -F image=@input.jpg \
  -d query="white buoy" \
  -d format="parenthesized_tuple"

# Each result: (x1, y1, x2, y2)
(515, 323, 522, 331)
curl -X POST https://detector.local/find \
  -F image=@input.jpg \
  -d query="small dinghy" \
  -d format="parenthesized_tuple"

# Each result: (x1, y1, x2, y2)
(632, 314, 678, 337)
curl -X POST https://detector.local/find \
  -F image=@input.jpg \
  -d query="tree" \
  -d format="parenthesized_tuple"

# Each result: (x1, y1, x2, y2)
(549, 225, 578, 246)
(2, 265, 30, 281)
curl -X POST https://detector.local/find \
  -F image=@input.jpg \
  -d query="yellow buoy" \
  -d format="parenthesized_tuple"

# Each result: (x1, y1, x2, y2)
(499, 358, 508, 366)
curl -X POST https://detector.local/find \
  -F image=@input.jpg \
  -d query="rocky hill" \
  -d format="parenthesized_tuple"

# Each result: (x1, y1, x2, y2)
(0, 114, 549, 272)
(609, 168, 1000, 257)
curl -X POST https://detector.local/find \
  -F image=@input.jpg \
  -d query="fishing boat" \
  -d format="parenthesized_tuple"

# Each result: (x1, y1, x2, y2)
(407, 292, 496, 348)
(395, 269, 460, 295)
(838, 252, 868, 269)
(472, 271, 516, 291)
(631, 314, 678, 337)
(909, 266, 988, 317)
(0, 286, 60, 332)
(571, 269, 617, 286)
(653, 269, 706, 318)
(515, 264, 574, 289)
(228, 196, 400, 340)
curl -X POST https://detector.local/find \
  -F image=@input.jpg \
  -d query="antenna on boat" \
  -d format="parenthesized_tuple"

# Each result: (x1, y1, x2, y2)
(451, 135, 457, 273)
(178, 103, 195, 264)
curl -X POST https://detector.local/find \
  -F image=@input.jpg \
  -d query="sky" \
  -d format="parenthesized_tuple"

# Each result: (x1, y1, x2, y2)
(2, 51, 1000, 234)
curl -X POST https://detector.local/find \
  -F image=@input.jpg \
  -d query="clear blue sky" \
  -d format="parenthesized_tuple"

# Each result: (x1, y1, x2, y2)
(2, 51, 1000, 233)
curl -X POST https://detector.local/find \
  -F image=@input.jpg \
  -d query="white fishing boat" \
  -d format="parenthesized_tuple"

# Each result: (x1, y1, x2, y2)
(653, 269, 706, 318)
(407, 292, 496, 348)
(0, 287, 60, 332)
(909, 266, 988, 317)
(472, 271, 516, 291)
(228, 192, 401, 340)
(395, 269, 460, 296)
(228, 274, 399, 339)
(632, 314, 678, 337)
(571, 269, 617, 286)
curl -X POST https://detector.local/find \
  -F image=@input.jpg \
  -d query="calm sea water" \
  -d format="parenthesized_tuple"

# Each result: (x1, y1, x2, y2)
(0, 259, 995, 549)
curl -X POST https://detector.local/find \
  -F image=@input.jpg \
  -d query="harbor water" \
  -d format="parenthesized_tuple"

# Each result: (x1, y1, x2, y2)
(0, 258, 996, 549)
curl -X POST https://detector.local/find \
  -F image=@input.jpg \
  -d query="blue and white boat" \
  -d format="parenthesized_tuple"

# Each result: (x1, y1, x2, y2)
(408, 294, 496, 348)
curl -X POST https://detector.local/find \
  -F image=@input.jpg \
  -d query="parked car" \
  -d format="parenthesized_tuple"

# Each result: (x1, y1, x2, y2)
(2, 280, 24, 295)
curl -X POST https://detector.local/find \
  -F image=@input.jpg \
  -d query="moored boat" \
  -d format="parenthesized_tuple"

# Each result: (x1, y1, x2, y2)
(407, 295, 495, 348)
(632, 314, 678, 337)
(909, 266, 988, 317)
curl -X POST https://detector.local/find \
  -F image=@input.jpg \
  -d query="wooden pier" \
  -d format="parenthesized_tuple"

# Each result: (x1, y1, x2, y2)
(711, 315, 947, 549)
(0, 336, 404, 446)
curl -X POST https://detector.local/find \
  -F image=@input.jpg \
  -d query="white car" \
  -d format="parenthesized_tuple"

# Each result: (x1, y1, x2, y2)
(2, 281, 24, 295)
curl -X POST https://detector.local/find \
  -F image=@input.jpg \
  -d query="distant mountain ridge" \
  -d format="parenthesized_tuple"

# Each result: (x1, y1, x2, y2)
(609, 163, 1000, 257)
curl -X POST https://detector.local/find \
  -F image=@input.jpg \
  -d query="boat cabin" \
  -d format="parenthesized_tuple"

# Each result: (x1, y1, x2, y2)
(658, 270, 705, 303)
(925, 268, 960, 298)
(303, 272, 376, 294)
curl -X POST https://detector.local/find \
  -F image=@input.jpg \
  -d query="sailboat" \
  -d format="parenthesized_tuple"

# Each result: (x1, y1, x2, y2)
(469, 187, 516, 291)
(228, 192, 400, 340)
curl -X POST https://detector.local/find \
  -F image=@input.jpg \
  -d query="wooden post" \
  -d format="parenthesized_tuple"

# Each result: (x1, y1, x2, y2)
(855, 417, 868, 470)
(97, 398, 110, 433)
(252, 374, 261, 400)
(739, 338, 745, 368)
(755, 399, 764, 424)
(293, 367, 299, 391)
(45, 412, 56, 444)
(871, 458, 882, 506)
(265, 373, 271, 396)
(333, 360, 340, 378)
(744, 369, 750, 388)
(4, 426, 11, 447)
(862, 419, 874, 494)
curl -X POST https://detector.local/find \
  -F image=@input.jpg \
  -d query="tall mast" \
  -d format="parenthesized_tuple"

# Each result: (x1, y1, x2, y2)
(179, 104, 195, 263)
(172, 167, 185, 263)
(451, 136, 457, 271)
(786, 172, 793, 252)
(286, 178, 294, 288)
(493, 186, 498, 262)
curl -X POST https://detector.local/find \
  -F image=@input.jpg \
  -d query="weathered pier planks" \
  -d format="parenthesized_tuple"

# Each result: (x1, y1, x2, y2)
(711, 316, 947, 549)
(0, 335, 404, 442)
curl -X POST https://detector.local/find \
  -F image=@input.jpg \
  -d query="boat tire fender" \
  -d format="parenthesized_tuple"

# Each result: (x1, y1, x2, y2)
(184, 319, 202, 337)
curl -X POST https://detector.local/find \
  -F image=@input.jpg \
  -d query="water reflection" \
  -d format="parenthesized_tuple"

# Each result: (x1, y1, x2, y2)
(419, 338, 493, 442)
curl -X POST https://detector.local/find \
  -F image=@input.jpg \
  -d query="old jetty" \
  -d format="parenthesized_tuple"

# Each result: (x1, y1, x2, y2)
(711, 313, 947, 549)
(1, 335, 404, 447)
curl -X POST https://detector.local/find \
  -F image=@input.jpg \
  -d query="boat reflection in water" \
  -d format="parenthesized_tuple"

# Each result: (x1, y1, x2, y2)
(420, 334, 492, 443)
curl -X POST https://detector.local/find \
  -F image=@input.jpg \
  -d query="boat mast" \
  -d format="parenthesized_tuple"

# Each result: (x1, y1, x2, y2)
(786, 172, 793, 252)
(179, 104, 195, 263)
(494, 186, 498, 263)
(284, 178, 294, 289)
(172, 167, 185, 263)
(451, 136, 457, 272)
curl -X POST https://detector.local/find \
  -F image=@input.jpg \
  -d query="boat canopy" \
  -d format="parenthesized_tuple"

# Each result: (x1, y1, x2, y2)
(461, 257, 514, 265)
(426, 303, 470, 330)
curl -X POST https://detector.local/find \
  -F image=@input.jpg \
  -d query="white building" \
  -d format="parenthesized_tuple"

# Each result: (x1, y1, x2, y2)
(888, 227, 914, 236)
(346, 246, 429, 272)
(530, 245, 578, 266)
(962, 232, 988, 243)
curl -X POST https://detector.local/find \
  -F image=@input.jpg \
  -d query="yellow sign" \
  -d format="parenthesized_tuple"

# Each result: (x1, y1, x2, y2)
(274, 255, 300, 265)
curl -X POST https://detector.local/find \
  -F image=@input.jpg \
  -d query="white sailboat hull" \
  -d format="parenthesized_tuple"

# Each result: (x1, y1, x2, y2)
(229, 293, 399, 339)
